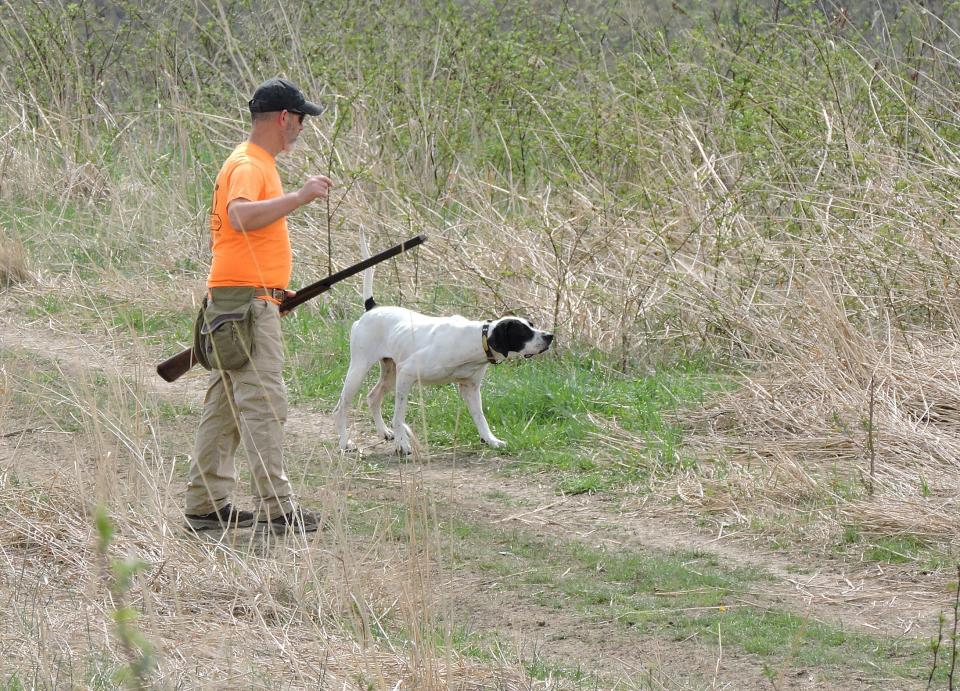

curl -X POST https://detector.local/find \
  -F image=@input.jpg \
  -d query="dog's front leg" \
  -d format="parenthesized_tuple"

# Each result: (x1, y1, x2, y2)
(335, 359, 373, 451)
(391, 372, 416, 455)
(458, 380, 506, 448)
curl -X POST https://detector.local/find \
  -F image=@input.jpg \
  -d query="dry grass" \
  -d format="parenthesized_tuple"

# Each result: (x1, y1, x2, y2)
(3, 1, 960, 685)
(0, 479, 538, 688)
(677, 328, 960, 546)
(0, 233, 29, 288)
(0, 329, 532, 687)
(0, 352, 543, 688)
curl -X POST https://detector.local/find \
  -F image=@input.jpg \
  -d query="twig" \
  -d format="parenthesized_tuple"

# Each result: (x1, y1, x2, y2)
(929, 611, 945, 689)
(950, 564, 960, 690)
(867, 373, 876, 496)
(493, 498, 566, 524)
(713, 620, 722, 688)
(0, 427, 41, 438)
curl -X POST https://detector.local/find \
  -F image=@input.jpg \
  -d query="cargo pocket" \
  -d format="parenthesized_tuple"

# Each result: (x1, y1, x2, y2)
(200, 287, 257, 371)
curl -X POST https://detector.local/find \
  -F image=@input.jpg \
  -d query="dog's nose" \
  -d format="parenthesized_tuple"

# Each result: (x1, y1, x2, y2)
(545, 333, 554, 344)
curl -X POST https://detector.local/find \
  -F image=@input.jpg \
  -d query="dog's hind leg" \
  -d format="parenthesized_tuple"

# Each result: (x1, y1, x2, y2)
(367, 358, 396, 440)
(334, 358, 375, 451)
(458, 379, 506, 448)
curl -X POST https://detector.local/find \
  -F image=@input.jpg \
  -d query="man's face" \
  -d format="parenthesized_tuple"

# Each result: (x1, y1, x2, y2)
(281, 110, 304, 151)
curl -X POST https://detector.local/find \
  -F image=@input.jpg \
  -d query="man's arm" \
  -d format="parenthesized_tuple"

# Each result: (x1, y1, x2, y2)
(227, 175, 334, 232)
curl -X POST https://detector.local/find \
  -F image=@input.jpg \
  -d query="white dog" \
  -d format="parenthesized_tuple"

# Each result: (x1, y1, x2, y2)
(333, 236, 554, 455)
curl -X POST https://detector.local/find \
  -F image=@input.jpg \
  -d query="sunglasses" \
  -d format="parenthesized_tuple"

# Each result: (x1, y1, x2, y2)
(287, 110, 304, 124)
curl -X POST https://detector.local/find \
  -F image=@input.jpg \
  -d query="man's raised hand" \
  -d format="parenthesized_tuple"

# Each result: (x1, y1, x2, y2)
(299, 175, 334, 205)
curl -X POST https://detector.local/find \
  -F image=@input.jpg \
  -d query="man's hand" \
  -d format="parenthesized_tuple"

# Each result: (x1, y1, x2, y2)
(280, 289, 297, 317)
(228, 174, 335, 232)
(298, 175, 334, 205)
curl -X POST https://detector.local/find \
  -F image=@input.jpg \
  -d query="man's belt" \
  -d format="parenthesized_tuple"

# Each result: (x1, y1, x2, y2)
(253, 287, 286, 301)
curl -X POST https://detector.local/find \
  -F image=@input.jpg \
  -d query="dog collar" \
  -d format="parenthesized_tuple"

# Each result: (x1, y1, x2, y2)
(481, 321, 501, 364)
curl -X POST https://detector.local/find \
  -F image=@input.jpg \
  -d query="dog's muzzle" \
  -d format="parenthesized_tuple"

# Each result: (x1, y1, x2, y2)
(525, 332, 554, 358)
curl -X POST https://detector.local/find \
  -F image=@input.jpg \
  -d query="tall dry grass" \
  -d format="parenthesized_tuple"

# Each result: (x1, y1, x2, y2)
(0, 234, 28, 288)
(0, 341, 552, 687)
(2, 0, 960, 685)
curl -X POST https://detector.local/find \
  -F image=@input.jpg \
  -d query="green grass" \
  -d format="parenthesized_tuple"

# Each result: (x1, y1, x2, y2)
(863, 535, 925, 564)
(285, 307, 355, 403)
(108, 303, 192, 341)
(862, 534, 949, 568)
(837, 526, 955, 570)
(14, 285, 716, 499)
(153, 400, 197, 421)
(468, 525, 933, 683)
(342, 496, 937, 684)
(14, 289, 726, 500)
(18, 285, 195, 348)
(285, 307, 729, 492)
(24, 294, 67, 318)
(1, 676, 25, 691)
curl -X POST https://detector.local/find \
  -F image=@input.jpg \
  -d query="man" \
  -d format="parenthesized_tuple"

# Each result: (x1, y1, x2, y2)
(184, 77, 333, 534)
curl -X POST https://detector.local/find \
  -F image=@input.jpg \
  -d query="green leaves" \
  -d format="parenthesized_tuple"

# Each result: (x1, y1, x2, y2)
(93, 506, 155, 688)
(94, 504, 115, 555)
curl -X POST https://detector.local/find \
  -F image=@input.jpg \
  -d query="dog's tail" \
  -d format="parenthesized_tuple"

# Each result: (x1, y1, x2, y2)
(360, 227, 377, 311)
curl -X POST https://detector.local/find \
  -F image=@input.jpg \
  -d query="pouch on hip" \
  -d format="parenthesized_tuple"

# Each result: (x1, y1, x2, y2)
(192, 287, 257, 371)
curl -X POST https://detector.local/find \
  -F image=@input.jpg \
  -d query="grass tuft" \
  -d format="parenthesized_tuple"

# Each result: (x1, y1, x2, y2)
(0, 234, 29, 288)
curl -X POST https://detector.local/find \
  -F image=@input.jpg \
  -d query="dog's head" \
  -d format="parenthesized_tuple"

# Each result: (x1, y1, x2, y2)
(488, 317, 554, 360)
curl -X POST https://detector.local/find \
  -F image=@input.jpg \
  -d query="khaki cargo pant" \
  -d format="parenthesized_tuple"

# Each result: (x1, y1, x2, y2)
(185, 298, 293, 520)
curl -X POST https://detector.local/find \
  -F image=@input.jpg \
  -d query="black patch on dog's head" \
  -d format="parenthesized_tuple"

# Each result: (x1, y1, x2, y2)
(364, 297, 377, 311)
(487, 318, 535, 357)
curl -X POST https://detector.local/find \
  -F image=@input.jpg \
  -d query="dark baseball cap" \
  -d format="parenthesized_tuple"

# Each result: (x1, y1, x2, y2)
(248, 77, 325, 116)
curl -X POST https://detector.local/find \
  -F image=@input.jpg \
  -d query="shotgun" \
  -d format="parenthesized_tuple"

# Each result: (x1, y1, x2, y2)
(156, 233, 426, 383)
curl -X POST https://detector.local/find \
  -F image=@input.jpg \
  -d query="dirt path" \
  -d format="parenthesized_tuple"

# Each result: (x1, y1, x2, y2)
(0, 310, 942, 688)
(391, 456, 944, 639)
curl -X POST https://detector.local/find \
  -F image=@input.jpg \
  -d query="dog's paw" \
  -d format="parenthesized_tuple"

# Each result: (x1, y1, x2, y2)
(482, 437, 507, 449)
(380, 428, 394, 441)
(393, 441, 412, 456)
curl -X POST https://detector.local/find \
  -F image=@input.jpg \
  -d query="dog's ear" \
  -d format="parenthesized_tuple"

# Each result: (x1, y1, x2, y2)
(488, 318, 535, 356)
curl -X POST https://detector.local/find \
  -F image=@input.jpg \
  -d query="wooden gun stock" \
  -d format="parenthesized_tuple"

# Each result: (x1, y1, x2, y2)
(156, 346, 200, 383)
(155, 233, 426, 383)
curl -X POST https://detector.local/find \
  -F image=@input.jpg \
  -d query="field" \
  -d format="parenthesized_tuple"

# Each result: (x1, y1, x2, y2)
(3, 0, 960, 688)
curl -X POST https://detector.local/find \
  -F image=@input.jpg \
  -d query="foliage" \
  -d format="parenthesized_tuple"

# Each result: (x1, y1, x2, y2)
(3, 0, 960, 364)
(94, 506, 155, 689)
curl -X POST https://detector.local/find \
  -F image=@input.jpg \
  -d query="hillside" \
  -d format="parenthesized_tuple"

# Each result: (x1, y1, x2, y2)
(2, 0, 960, 688)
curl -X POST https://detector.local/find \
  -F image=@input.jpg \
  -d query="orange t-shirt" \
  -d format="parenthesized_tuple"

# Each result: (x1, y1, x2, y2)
(207, 141, 291, 289)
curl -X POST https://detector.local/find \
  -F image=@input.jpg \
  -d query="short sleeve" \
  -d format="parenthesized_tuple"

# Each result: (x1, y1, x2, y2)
(226, 161, 264, 204)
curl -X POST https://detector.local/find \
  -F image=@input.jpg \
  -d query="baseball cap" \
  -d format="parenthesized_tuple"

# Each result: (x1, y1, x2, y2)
(248, 77, 325, 116)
